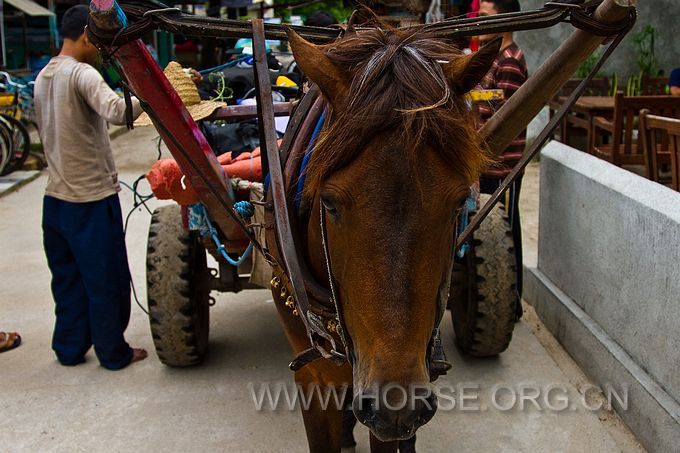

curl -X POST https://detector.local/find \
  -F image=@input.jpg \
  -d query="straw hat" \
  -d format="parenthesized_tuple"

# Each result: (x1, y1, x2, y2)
(135, 61, 226, 127)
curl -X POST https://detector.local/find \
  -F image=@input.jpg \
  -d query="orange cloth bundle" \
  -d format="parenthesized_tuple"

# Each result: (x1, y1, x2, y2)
(145, 158, 197, 205)
(146, 145, 270, 205)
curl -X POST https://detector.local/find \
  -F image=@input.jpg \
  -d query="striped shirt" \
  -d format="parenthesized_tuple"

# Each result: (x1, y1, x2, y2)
(478, 42, 528, 178)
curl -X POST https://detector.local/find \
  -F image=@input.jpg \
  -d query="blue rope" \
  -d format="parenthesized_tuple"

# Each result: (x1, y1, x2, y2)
(234, 200, 255, 218)
(198, 55, 252, 75)
(263, 173, 271, 193)
(195, 204, 253, 267)
(112, 1, 128, 28)
(295, 110, 327, 212)
(456, 188, 477, 258)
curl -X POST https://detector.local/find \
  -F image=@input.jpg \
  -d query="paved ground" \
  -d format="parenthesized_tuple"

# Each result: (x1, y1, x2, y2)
(0, 170, 41, 198)
(0, 128, 644, 452)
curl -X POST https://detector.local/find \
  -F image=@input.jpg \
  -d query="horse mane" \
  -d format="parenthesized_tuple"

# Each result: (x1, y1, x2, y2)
(302, 24, 494, 199)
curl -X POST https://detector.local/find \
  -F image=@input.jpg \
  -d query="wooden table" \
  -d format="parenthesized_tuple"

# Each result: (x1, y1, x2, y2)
(549, 96, 615, 152)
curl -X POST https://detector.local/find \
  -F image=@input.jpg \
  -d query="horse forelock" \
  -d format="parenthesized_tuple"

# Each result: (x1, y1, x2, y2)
(302, 26, 493, 199)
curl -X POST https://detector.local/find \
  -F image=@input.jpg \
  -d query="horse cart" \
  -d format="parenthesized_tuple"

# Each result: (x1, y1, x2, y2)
(88, 0, 636, 450)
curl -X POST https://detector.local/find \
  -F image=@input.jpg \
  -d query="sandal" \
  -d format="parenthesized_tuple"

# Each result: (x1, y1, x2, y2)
(0, 331, 21, 352)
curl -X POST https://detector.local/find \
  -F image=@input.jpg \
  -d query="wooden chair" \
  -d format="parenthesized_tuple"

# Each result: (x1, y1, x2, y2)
(641, 75, 669, 95)
(549, 77, 610, 145)
(591, 92, 680, 168)
(639, 109, 680, 190)
(555, 77, 611, 97)
(549, 77, 609, 145)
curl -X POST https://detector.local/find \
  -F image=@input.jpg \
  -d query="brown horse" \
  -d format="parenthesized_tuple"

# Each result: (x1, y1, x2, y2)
(273, 24, 499, 452)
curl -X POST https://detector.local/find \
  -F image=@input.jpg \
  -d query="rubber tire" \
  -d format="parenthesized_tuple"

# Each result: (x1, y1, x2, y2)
(0, 115, 30, 176)
(147, 204, 210, 366)
(449, 196, 517, 356)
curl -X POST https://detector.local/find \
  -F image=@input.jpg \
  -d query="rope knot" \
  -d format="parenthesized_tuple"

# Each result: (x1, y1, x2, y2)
(234, 200, 255, 219)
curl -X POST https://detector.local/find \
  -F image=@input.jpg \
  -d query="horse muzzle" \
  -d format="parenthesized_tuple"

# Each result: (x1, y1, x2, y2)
(352, 384, 438, 441)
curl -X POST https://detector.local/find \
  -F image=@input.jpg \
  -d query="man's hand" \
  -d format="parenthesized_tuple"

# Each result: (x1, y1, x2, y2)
(189, 69, 203, 85)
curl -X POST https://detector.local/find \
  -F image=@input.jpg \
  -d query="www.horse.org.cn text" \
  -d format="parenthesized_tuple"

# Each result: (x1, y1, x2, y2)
(247, 382, 628, 413)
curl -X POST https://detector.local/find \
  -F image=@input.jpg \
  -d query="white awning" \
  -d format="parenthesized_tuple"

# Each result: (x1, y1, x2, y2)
(3, 0, 55, 17)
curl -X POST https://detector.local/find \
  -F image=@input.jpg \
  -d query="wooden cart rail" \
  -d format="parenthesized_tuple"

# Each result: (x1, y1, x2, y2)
(108, 0, 617, 43)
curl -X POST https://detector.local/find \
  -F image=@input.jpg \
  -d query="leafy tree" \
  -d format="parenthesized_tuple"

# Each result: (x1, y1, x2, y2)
(273, 0, 353, 23)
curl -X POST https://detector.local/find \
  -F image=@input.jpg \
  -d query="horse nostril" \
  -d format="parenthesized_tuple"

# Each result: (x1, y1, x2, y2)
(413, 392, 437, 426)
(352, 392, 378, 425)
(396, 386, 437, 429)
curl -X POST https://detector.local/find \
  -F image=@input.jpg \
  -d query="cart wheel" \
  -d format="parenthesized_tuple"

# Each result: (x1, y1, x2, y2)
(0, 115, 30, 176)
(147, 204, 210, 366)
(449, 196, 517, 356)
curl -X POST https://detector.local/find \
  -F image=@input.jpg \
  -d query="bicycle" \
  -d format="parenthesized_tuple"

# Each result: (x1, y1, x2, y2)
(0, 118, 11, 175)
(0, 72, 33, 175)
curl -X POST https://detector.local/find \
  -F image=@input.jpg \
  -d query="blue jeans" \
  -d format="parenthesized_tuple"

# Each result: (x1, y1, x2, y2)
(42, 194, 133, 370)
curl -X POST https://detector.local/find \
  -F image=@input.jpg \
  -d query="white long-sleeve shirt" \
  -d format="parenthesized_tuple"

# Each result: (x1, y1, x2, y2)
(34, 55, 142, 202)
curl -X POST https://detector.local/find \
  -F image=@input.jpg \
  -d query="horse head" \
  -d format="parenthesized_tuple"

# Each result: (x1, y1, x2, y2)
(287, 25, 499, 441)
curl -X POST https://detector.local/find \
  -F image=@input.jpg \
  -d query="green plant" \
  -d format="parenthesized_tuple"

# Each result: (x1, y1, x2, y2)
(575, 49, 601, 79)
(208, 72, 234, 103)
(609, 72, 618, 96)
(632, 25, 662, 76)
(626, 71, 643, 96)
(274, 0, 353, 24)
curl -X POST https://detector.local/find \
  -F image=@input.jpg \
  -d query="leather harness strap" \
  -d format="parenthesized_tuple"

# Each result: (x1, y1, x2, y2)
(253, 20, 347, 368)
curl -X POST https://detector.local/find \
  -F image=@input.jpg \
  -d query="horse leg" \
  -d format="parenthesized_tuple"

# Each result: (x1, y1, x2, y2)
(296, 368, 344, 453)
(398, 435, 417, 453)
(341, 405, 358, 449)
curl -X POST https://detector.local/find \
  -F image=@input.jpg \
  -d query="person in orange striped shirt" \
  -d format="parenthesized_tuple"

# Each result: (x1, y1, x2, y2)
(477, 0, 528, 178)
(476, 0, 528, 318)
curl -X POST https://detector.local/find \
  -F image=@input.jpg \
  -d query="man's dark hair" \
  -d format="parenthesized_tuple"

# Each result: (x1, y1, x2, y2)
(61, 5, 89, 41)
(482, 0, 520, 14)
(304, 11, 337, 28)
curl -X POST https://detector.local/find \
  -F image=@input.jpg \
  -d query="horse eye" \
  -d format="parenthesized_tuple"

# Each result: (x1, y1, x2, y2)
(320, 195, 338, 216)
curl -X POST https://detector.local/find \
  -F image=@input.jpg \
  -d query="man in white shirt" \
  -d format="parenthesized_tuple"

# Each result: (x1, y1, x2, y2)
(35, 5, 147, 370)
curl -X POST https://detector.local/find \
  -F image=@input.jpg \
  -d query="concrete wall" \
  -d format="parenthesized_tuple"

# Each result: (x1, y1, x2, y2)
(524, 141, 680, 452)
(515, 0, 679, 80)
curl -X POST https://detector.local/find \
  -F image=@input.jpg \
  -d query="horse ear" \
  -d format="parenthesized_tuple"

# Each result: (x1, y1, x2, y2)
(285, 27, 348, 108)
(444, 37, 502, 95)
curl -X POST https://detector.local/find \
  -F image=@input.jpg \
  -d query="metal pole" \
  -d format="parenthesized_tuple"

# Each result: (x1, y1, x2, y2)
(0, 0, 5, 68)
(480, 0, 637, 156)
(22, 12, 28, 70)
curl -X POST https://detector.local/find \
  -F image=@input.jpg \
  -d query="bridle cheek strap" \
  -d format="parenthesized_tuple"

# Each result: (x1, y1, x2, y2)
(428, 223, 456, 382)
(288, 203, 351, 372)
(319, 203, 355, 363)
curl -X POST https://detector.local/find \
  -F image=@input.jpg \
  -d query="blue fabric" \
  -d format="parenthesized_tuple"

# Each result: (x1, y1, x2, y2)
(42, 195, 133, 370)
(456, 187, 478, 258)
(295, 110, 327, 212)
(670, 68, 680, 88)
